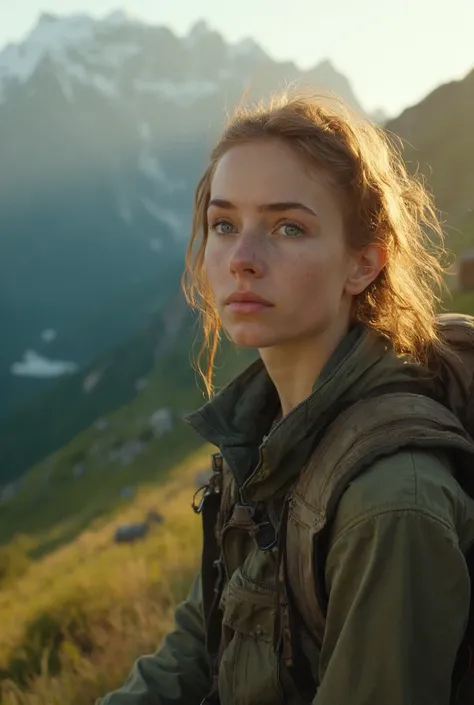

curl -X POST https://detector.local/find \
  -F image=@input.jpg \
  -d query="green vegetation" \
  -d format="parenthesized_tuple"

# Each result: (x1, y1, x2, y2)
(0, 445, 211, 704)
(0, 330, 255, 703)
(0, 538, 32, 588)
(0, 333, 253, 554)
(443, 289, 474, 316)
(0, 298, 178, 486)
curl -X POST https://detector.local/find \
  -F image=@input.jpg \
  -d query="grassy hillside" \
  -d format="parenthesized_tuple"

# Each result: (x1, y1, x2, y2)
(0, 334, 253, 554)
(0, 444, 211, 705)
(0, 332, 254, 704)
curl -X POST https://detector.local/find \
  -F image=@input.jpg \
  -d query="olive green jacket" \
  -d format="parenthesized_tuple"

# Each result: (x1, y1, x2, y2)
(98, 325, 474, 705)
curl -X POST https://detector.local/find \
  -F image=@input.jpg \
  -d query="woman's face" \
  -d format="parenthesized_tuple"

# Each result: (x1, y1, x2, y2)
(204, 139, 379, 350)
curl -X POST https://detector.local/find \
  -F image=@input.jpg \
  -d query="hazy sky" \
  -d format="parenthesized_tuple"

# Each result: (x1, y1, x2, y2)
(1, 1, 473, 116)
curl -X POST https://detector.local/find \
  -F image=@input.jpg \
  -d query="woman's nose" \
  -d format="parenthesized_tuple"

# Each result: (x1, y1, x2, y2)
(229, 238, 265, 278)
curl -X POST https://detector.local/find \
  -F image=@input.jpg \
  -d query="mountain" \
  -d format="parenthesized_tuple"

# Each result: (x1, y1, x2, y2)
(0, 10, 368, 420)
(386, 68, 474, 256)
(0, 287, 191, 486)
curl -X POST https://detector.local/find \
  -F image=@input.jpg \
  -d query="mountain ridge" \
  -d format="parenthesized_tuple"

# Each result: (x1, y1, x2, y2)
(386, 66, 474, 255)
(0, 10, 371, 421)
(0, 10, 364, 112)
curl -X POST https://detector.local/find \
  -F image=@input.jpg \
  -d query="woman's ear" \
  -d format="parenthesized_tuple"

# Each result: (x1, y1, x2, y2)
(345, 244, 387, 296)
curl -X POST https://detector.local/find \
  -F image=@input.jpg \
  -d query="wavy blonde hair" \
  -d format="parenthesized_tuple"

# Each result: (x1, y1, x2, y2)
(182, 91, 447, 396)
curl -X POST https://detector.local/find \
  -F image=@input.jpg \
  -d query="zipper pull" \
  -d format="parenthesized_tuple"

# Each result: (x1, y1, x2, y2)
(211, 451, 224, 472)
(192, 452, 224, 514)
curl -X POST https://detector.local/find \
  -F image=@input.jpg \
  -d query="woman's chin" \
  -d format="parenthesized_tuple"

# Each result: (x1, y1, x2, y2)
(227, 323, 279, 349)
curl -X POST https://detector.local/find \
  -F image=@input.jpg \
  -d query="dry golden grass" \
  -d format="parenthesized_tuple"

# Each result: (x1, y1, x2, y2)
(0, 444, 212, 705)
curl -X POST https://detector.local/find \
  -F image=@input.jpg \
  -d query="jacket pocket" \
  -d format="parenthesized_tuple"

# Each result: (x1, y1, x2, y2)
(218, 567, 285, 705)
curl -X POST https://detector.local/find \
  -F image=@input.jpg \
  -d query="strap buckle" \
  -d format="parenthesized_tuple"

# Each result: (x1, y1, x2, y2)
(192, 485, 209, 514)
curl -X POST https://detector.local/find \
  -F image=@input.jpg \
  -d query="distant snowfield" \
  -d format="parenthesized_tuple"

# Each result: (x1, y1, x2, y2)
(11, 350, 79, 378)
(0, 9, 262, 105)
(0, 10, 142, 84)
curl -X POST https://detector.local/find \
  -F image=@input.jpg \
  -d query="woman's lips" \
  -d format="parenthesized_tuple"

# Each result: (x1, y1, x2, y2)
(226, 300, 272, 314)
(225, 292, 274, 314)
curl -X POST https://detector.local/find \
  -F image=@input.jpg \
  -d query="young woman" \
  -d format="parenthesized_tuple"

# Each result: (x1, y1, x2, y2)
(98, 93, 474, 705)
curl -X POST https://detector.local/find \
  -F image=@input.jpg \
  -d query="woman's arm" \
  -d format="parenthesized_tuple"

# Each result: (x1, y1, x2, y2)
(313, 451, 471, 705)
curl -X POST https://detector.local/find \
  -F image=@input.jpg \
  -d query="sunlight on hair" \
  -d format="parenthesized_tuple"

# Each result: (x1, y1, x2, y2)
(182, 89, 449, 396)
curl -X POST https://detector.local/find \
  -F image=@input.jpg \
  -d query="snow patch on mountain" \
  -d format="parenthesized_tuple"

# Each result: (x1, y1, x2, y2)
(0, 10, 142, 100)
(0, 9, 260, 102)
(11, 350, 79, 378)
(91, 42, 141, 69)
(0, 14, 95, 86)
(134, 78, 218, 105)
(62, 61, 118, 99)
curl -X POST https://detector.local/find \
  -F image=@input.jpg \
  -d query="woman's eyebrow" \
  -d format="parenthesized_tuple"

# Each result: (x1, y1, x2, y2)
(208, 198, 318, 217)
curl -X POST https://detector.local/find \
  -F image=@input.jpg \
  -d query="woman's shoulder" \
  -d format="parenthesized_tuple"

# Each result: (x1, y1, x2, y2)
(330, 447, 474, 544)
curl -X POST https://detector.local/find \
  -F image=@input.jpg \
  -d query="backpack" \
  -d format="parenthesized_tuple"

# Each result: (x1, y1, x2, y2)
(193, 312, 474, 705)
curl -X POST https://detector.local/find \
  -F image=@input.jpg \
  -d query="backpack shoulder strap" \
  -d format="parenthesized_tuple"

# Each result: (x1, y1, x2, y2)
(434, 313, 474, 433)
(192, 451, 235, 705)
(286, 392, 474, 646)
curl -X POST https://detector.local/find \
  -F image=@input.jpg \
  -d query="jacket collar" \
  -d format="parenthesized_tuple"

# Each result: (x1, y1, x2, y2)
(186, 325, 428, 500)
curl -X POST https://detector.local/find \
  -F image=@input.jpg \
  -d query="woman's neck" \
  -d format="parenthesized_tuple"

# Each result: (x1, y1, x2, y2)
(259, 321, 350, 417)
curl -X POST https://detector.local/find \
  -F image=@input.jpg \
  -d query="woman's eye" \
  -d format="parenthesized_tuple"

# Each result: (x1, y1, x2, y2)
(277, 222, 305, 238)
(210, 220, 237, 235)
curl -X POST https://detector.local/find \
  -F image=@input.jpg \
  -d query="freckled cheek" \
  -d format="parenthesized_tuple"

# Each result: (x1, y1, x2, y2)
(203, 245, 227, 296)
(288, 255, 327, 293)
(280, 254, 341, 311)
